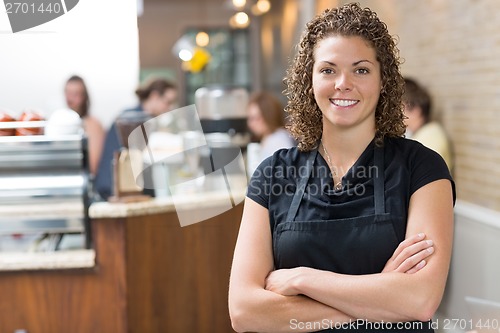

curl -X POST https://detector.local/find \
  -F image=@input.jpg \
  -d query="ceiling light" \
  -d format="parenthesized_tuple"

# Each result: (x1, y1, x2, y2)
(232, 0, 246, 9)
(235, 12, 249, 25)
(229, 12, 250, 29)
(256, 0, 270, 13)
(178, 49, 193, 62)
(195, 31, 210, 47)
(172, 34, 195, 60)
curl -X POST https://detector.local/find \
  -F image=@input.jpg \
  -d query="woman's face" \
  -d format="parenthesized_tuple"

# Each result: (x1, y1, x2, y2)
(312, 35, 382, 132)
(247, 103, 269, 139)
(148, 88, 178, 116)
(65, 81, 86, 114)
(403, 103, 424, 135)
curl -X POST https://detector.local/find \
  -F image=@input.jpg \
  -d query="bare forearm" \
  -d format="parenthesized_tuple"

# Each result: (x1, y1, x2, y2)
(290, 180, 454, 324)
(296, 269, 443, 323)
(229, 287, 353, 333)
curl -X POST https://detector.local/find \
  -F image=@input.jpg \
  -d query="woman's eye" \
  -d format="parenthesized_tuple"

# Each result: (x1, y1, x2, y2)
(356, 68, 369, 74)
(320, 68, 334, 74)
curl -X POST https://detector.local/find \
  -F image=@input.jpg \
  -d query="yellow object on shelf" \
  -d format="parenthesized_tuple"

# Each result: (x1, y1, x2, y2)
(182, 47, 211, 73)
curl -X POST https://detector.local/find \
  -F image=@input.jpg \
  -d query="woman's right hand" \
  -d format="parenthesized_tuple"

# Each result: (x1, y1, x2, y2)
(382, 233, 434, 274)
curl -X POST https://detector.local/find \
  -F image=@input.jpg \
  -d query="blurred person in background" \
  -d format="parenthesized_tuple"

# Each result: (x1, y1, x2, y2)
(247, 91, 295, 162)
(65, 75, 105, 175)
(94, 78, 178, 200)
(403, 77, 453, 171)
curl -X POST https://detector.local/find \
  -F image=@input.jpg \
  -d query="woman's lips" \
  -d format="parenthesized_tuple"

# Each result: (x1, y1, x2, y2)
(329, 99, 359, 107)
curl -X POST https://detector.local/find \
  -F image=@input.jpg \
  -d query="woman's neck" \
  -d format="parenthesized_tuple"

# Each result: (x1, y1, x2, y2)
(321, 123, 376, 168)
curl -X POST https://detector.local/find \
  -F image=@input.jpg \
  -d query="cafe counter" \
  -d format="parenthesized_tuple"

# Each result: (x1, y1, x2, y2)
(0, 189, 245, 333)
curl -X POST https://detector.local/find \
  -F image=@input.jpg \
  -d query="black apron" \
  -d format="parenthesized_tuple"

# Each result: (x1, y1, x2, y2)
(272, 146, 433, 332)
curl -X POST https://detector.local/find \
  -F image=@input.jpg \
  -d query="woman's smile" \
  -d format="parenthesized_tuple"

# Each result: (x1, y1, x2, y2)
(329, 98, 359, 107)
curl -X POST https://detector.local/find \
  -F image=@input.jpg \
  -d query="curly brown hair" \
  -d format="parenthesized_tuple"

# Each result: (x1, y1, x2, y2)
(284, 2, 405, 150)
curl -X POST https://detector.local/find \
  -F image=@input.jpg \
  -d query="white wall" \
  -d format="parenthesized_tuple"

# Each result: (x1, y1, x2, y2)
(0, 0, 140, 129)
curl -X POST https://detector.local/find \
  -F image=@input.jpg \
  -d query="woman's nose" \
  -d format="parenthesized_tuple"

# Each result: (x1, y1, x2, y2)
(335, 73, 353, 92)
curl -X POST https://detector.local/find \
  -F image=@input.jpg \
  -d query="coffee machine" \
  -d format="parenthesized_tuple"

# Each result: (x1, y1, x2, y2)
(195, 85, 249, 173)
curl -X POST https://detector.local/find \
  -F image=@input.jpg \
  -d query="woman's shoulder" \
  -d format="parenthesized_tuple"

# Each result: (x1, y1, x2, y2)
(247, 147, 306, 206)
(252, 146, 310, 177)
(83, 115, 104, 134)
(385, 136, 438, 160)
(269, 146, 311, 166)
(269, 128, 294, 141)
(260, 129, 296, 158)
(385, 136, 454, 199)
(84, 115, 102, 125)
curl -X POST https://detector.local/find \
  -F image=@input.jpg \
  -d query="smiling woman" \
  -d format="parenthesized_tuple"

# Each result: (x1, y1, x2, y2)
(312, 35, 382, 144)
(229, 3, 455, 333)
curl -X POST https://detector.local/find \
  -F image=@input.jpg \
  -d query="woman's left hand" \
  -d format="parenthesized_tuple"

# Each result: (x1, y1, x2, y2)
(264, 267, 309, 296)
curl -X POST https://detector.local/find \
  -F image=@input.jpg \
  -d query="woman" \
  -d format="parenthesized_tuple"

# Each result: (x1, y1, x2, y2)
(94, 78, 178, 200)
(229, 3, 455, 333)
(65, 75, 105, 175)
(247, 92, 295, 161)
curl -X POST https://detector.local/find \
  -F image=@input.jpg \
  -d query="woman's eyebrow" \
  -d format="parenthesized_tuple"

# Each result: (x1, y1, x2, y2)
(353, 59, 374, 66)
(318, 61, 337, 66)
(317, 60, 374, 66)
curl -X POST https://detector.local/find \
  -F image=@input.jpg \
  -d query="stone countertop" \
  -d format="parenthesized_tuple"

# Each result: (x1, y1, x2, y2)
(89, 188, 247, 219)
(0, 182, 247, 221)
(0, 249, 95, 271)
(0, 202, 83, 218)
(90, 173, 248, 219)
(0, 180, 247, 271)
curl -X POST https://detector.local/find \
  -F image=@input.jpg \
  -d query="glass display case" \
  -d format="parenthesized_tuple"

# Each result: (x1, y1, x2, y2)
(0, 129, 90, 251)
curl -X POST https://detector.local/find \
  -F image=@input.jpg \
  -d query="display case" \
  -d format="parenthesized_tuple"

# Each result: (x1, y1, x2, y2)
(0, 127, 90, 250)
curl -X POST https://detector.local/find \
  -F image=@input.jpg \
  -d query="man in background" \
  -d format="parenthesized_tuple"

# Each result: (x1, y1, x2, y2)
(403, 78, 454, 171)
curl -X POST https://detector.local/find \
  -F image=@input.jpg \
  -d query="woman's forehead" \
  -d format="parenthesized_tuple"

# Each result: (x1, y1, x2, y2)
(313, 35, 378, 63)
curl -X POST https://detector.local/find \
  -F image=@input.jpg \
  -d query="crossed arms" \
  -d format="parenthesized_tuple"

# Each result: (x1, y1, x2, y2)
(228, 179, 454, 333)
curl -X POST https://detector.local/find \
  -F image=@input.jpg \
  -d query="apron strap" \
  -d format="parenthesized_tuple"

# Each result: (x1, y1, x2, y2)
(373, 146, 385, 215)
(285, 149, 317, 222)
(286, 144, 385, 221)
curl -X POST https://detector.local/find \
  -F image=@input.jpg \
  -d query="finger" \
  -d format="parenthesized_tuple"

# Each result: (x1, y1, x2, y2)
(406, 259, 427, 274)
(392, 239, 434, 269)
(264, 276, 271, 290)
(397, 245, 434, 273)
(264, 280, 273, 291)
(391, 233, 425, 260)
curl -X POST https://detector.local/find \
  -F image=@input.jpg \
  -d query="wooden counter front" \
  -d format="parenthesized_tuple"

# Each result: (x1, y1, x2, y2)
(0, 202, 243, 333)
